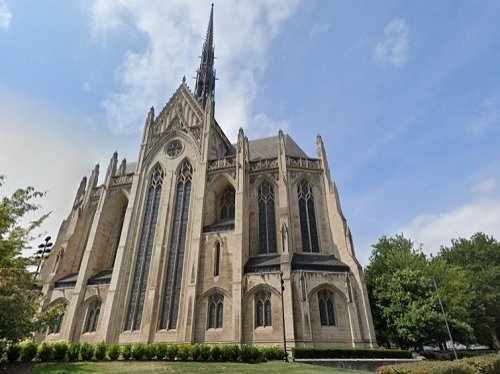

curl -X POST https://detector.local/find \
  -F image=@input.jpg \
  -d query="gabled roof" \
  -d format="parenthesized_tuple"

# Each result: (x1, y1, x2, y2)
(246, 134, 308, 161)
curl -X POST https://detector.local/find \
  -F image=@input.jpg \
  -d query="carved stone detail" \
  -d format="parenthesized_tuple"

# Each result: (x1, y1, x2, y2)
(165, 140, 183, 158)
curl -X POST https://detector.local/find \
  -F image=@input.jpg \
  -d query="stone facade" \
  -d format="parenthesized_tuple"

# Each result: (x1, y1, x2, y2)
(38, 6, 377, 349)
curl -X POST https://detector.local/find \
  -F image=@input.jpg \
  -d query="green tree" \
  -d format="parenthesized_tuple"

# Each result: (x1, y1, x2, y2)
(365, 234, 473, 349)
(0, 175, 48, 342)
(438, 233, 500, 349)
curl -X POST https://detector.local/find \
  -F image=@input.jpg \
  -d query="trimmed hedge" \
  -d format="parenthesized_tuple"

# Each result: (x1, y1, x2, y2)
(107, 344, 120, 361)
(292, 347, 412, 359)
(6, 344, 21, 363)
(378, 354, 500, 374)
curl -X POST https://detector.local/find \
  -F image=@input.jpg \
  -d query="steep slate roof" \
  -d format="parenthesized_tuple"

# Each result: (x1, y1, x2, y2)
(244, 134, 309, 161)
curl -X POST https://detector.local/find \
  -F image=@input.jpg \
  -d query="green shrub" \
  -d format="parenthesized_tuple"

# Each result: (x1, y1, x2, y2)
(121, 344, 132, 360)
(259, 345, 284, 361)
(6, 343, 21, 363)
(379, 355, 500, 374)
(219, 344, 239, 362)
(37, 342, 53, 362)
(143, 344, 156, 360)
(67, 343, 81, 362)
(107, 344, 120, 361)
(191, 344, 201, 361)
(155, 343, 168, 360)
(19, 341, 38, 362)
(131, 343, 146, 360)
(177, 344, 191, 361)
(292, 347, 412, 359)
(211, 344, 222, 361)
(52, 341, 69, 361)
(80, 342, 94, 361)
(199, 344, 211, 362)
(463, 355, 500, 374)
(166, 343, 179, 360)
(240, 345, 259, 363)
(94, 341, 107, 360)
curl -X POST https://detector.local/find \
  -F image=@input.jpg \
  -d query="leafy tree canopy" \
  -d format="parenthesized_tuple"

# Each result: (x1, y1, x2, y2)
(0, 175, 51, 342)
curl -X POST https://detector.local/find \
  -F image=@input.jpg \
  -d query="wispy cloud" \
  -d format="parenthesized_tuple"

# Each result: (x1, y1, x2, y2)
(374, 19, 409, 68)
(401, 197, 500, 253)
(309, 22, 330, 38)
(466, 95, 500, 136)
(0, 0, 13, 30)
(88, 1, 299, 139)
(473, 178, 496, 194)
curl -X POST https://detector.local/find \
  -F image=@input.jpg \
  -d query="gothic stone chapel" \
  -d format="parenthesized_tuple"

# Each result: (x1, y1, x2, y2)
(38, 5, 376, 349)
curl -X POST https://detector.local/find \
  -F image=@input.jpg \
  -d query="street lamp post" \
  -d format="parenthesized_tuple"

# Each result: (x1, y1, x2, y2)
(431, 278, 458, 359)
(33, 236, 53, 281)
(279, 271, 289, 362)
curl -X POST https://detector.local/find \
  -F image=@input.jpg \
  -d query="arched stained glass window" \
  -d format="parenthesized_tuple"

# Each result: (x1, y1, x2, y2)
(207, 293, 224, 329)
(49, 302, 67, 334)
(84, 299, 102, 333)
(220, 187, 235, 220)
(124, 165, 164, 331)
(318, 290, 336, 326)
(255, 290, 272, 327)
(159, 161, 193, 330)
(214, 241, 221, 277)
(258, 182, 277, 254)
(297, 180, 319, 252)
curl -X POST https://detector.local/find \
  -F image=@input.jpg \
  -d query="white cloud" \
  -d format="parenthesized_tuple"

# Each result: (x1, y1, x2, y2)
(88, 0, 299, 139)
(466, 95, 500, 136)
(473, 178, 496, 194)
(309, 22, 330, 38)
(0, 0, 13, 30)
(401, 198, 500, 254)
(374, 19, 409, 68)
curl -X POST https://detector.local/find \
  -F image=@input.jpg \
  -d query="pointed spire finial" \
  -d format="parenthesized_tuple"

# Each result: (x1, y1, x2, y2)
(194, 4, 216, 111)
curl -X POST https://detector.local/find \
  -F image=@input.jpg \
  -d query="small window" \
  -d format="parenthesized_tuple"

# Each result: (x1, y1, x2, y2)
(255, 290, 272, 327)
(220, 187, 235, 220)
(84, 299, 102, 333)
(318, 290, 336, 326)
(214, 241, 221, 277)
(207, 293, 224, 329)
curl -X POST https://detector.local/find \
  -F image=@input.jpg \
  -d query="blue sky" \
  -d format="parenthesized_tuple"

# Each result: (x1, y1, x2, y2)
(1, 0, 499, 265)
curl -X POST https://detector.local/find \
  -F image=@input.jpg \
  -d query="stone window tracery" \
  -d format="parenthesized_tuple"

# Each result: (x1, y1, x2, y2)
(219, 187, 235, 220)
(258, 182, 277, 254)
(255, 290, 272, 327)
(124, 165, 164, 331)
(318, 289, 336, 326)
(84, 299, 101, 333)
(166, 140, 183, 158)
(48, 302, 67, 334)
(207, 293, 224, 329)
(297, 180, 320, 252)
(159, 161, 193, 330)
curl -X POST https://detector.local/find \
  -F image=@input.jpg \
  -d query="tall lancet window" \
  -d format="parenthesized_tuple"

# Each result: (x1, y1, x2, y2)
(255, 289, 272, 327)
(159, 161, 193, 330)
(214, 241, 221, 277)
(220, 187, 235, 220)
(207, 293, 224, 329)
(258, 182, 277, 254)
(124, 165, 164, 331)
(84, 299, 101, 333)
(318, 289, 336, 326)
(297, 180, 319, 252)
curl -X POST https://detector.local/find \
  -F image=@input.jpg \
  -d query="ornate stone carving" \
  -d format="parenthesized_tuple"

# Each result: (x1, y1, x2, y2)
(286, 156, 321, 170)
(249, 158, 278, 172)
(165, 140, 183, 158)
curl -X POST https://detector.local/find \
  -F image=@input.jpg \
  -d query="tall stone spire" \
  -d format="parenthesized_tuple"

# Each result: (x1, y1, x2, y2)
(194, 4, 216, 110)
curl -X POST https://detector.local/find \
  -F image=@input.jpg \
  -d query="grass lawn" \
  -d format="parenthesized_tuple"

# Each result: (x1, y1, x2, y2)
(34, 361, 370, 374)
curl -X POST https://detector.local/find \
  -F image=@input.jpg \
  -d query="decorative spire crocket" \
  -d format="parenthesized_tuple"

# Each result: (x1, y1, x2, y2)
(194, 4, 216, 110)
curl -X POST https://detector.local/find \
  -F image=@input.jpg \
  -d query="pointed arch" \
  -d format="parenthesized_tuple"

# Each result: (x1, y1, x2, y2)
(258, 181, 277, 254)
(124, 164, 164, 331)
(159, 160, 193, 330)
(297, 179, 320, 252)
